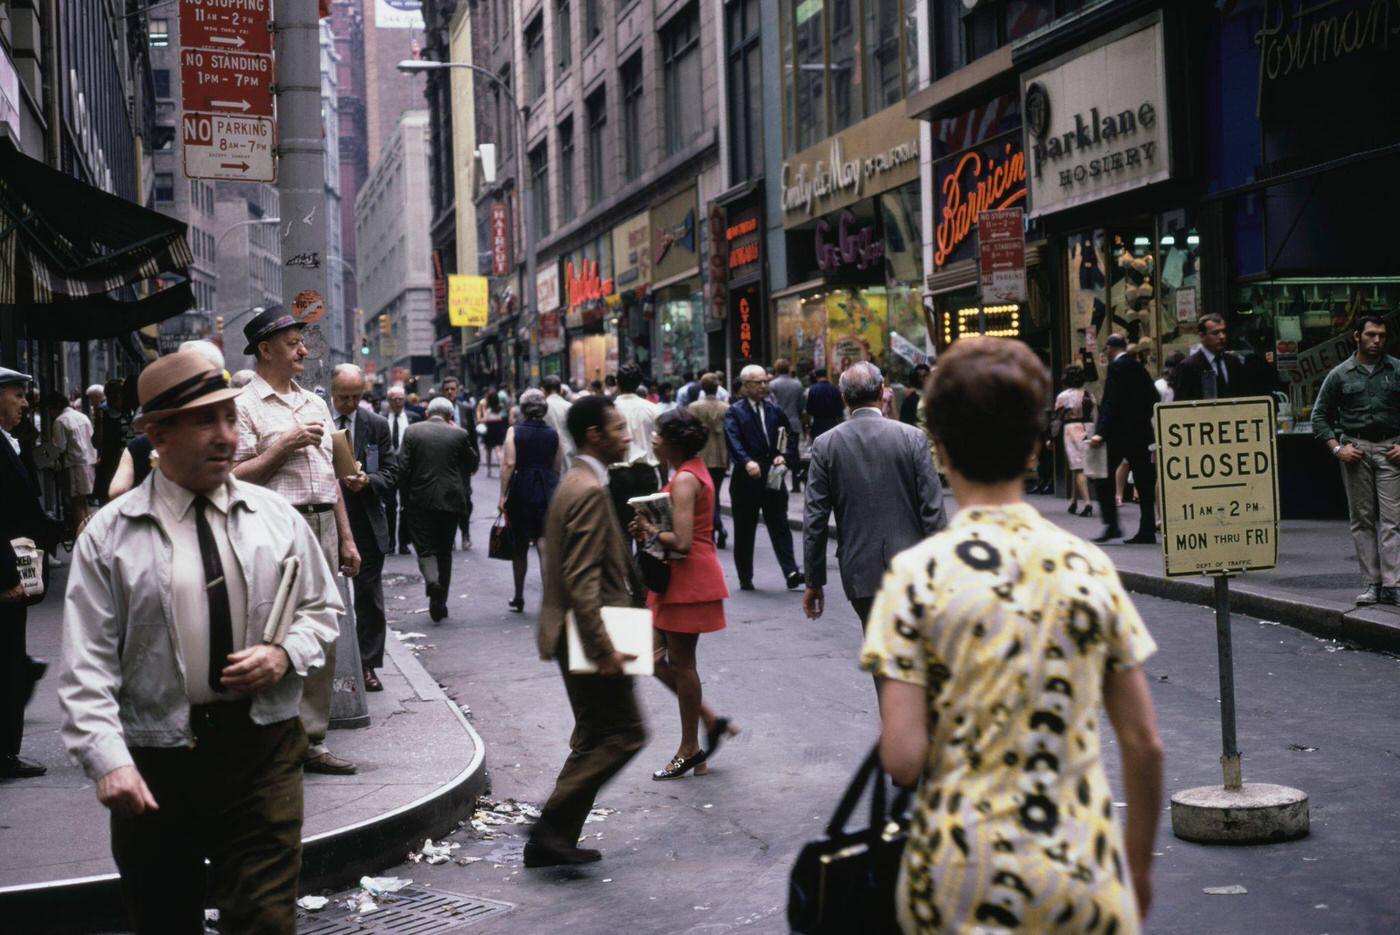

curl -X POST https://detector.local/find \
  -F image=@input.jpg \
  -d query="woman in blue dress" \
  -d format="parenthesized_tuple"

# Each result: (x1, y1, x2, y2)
(499, 389, 561, 612)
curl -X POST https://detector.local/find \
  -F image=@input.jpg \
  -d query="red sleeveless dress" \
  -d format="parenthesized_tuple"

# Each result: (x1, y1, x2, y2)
(649, 458, 729, 634)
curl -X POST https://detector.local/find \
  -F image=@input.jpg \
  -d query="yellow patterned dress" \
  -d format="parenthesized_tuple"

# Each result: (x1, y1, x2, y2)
(860, 503, 1156, 934)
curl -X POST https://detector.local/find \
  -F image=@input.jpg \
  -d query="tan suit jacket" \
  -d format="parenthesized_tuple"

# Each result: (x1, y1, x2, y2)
(537, 463, 639, 661)
(689, 398, 730, 470)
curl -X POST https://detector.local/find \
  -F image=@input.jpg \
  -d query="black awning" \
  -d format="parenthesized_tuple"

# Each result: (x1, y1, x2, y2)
(0, 143, 194, 340)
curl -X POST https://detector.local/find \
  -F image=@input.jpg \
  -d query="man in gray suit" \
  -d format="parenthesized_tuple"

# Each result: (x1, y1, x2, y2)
(802, 362, 946, 628)
(398, 397, 479, 621)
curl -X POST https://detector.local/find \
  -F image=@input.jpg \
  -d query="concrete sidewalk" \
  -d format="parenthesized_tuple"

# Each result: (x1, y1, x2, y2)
(729, 481, 1400, 653)
(0, 565, 486, 934)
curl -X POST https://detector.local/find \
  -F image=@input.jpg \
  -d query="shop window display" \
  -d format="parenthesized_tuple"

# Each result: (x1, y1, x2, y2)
(655, 285, 707, 380)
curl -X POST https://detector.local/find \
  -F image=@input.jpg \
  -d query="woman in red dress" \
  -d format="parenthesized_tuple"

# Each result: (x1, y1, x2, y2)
(629, 409, 740, 780)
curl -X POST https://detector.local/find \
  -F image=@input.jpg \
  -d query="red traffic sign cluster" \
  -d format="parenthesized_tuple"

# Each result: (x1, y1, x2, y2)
(180, 0, 276, 182)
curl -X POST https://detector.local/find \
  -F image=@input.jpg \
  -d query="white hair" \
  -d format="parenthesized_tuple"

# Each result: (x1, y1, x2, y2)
(230, 369, 255, 388)
(427, 396, 454, 418)
(739, 364, 767, 383)
(838, 361, 884, 405)
(332, 363, 364, 384)
(86, 384, 105, 398)
(178, 340, 226, 373)
(387, 384, 406, 399)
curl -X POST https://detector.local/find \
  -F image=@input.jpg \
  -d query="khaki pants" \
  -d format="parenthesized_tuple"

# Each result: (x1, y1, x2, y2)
(1339, 435, 1400, 588)
(301, 510, 339, 752)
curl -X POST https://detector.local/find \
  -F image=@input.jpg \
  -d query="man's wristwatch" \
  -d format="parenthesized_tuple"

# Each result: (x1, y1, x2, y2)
(1332, 445, 1344, 458)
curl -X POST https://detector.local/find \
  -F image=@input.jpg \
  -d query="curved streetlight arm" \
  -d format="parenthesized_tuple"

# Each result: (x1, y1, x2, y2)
(216, 217, 281, 251)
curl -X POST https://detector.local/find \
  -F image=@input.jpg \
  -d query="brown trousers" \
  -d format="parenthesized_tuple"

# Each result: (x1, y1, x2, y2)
(110, 706, 307, 935)
(533, 649, 647, 847)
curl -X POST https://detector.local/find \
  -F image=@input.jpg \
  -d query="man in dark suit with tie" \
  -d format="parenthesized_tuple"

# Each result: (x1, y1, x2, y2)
(724, 364, 804, 591)
(331, 366, 399, 690)
(0, 367, 65, 778)
(383, 385, 420, 554)
(1173, 314, 1250, 401)
(398, 397, 480, 620)
(1089, 334, 1160, 544)
(439, 377, 480, 549)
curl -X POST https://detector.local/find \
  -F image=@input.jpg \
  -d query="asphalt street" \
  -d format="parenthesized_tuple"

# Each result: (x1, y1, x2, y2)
(308, 472, 1400, 935)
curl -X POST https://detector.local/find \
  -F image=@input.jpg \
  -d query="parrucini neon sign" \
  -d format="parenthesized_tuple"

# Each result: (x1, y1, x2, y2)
(935, 140, 1027, 268)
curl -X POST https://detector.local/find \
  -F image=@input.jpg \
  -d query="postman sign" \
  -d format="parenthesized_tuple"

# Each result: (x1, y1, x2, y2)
(1156, 397, 1279, 577)
(182, 112, 275, 182)
(179, 47, 274, 117)
(179, 0, 273, 55)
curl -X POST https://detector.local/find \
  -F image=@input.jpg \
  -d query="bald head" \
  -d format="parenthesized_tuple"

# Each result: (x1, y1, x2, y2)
(331, 364, 365, 417)
(739, 364, 770, 402)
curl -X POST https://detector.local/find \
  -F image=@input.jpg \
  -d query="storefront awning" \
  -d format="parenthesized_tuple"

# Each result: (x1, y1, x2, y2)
(0, 143, 194, 340)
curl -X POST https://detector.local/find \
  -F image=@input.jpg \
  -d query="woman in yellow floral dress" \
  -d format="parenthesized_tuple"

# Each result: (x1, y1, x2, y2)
(861, 337, 1165, 934)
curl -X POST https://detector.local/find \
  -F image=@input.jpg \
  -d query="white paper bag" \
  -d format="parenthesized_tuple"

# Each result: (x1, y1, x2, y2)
(566, 607, 654, 676)
(10, 538, 44, 598)
(1083, 444, 1109, 480)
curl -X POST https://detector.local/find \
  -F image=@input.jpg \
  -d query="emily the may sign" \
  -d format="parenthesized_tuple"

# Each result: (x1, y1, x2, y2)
(1155, 397, 1279, 577)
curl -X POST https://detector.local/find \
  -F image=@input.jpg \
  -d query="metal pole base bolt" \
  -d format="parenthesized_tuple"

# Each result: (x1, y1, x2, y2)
(1169, 575, 1309, 844)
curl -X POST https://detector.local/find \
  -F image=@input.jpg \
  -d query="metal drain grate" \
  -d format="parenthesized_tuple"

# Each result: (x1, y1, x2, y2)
(298, 886, 513, 934)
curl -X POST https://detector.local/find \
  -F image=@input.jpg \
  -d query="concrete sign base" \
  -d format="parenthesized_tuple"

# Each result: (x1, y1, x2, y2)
(1170, 782, 1309, 844)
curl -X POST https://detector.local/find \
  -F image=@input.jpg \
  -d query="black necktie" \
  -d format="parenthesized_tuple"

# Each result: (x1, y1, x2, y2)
(391, 416, 400, 449)
(194, 496, 233, 694)
(1214, 356, 1228, 392)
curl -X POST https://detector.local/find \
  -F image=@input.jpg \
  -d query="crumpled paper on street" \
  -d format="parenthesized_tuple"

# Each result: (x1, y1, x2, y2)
(466, 797, 543, 838)
(1204, 885, 1248, 895)
(296, 896, 329, 911)
(409, 838, 460, 864)
(585, 806, 618, 824)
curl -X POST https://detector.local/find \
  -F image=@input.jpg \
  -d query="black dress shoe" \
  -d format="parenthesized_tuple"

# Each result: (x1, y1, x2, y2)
(786, 571, 805, 590)
(1123, 534, 1157, 545)
(398, 546, 412, 555)
(523, 840, 603, 867)
(363, 669, 384, 692)
(508, 597, 525, 613)
(0, 755, 46, 779)
(739, 581, 756, 591)
(1091, 528, 1123, 543)
(715, 529, 727, 549)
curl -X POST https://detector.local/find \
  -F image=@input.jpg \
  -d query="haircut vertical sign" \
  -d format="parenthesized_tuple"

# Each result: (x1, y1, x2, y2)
(1156, 397, 1279, 577)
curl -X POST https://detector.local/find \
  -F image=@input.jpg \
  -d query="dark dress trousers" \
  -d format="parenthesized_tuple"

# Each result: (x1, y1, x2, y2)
(1, 437, 63, 761)
(381, 408, 419, 552)
(1172, 348, 1251, 402)
(1095, 351, 1161, 538)
(339, 409, 398, 670)
(450, 399, 480, 541)
(398, 418, 479, 597)
(724, 398, 801, 585)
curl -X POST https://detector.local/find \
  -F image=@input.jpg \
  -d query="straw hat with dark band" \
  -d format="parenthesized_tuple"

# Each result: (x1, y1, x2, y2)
(134, 351, 243, 428)
(242, 304, 301, 355)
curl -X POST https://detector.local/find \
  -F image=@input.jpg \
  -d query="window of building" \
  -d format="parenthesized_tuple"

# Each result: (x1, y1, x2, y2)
(791, 0, 825, 151)
(525, 15, 546, 102)
(831, 0, 860, 133)
(529, 143, 550, 235)
(864, 0, 903, 115)
(556, 0, 572, 73)
(620, 55, 643, 182)
(586, 89, 607, 205)
(496, 70, 514, 161)
(726, 0, 763, 182)
(153, 68, 171, 100)
(559, 118, 576, 223)
(584, 0, 601, 44)
(661, 4, 701, 156)
(149, 19, 170, 47)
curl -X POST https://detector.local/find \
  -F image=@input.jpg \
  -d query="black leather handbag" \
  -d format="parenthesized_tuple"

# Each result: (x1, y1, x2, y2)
(788, 745, 911, 935)
(487, 511, 514, 561)
(636, 549, 670, 595)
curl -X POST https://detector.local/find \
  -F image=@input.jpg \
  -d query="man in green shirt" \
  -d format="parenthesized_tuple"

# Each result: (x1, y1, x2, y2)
(1311, 315, 1400, 605)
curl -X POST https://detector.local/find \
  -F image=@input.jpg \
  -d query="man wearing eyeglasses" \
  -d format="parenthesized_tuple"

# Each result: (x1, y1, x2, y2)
(723, 364, 804, 591)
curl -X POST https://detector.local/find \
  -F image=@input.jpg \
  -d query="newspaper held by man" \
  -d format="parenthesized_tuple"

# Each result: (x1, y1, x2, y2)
(627, 492, 673, 559)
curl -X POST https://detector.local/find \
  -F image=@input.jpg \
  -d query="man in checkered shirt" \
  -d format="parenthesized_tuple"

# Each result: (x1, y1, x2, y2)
(233, 306, 362, 775)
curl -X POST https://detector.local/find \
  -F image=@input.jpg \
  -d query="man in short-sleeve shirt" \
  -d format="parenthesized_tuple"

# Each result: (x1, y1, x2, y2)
(233, 306, 362, 775)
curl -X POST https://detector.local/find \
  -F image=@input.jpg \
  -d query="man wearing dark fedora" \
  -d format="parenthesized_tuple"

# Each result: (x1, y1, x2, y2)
(232, 306, 362, 775)
(58, 351, 342, 932)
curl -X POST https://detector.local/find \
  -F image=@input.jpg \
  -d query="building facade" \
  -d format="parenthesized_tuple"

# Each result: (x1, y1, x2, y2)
(213, 182, 282, 366)
(356, 110, 438, 388)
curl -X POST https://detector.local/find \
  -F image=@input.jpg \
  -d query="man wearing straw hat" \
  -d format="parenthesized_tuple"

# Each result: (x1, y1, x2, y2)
(58, 351, 342, 933)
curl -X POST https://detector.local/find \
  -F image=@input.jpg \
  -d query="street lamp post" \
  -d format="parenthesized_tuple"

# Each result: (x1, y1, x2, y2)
(215, 216, 281, 252)
(397, 58, 538, 387)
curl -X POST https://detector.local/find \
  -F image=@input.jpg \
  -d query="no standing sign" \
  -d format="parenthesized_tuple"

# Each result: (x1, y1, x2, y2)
(180, 0, 276, 183)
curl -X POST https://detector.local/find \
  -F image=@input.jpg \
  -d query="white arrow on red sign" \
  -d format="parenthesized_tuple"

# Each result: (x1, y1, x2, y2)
(179, 0, 273, 56)
(183, 112, 275, 183)
(179, 0, 276, 182)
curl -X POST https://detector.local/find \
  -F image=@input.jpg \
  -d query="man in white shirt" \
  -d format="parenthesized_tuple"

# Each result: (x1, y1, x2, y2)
(383, 384, 418, 554)
(608, 363, 666, 543)
(542, 375, 575, 471)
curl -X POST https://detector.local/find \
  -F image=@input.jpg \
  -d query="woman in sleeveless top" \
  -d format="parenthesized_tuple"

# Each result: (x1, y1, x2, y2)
(1053, 365, 1096, 517)
(628, 409, 741, 781)
(499, 390, 560, 612)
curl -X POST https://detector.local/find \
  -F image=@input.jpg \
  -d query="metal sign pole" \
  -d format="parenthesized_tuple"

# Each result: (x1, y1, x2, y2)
(1212, 574, 1242, 790)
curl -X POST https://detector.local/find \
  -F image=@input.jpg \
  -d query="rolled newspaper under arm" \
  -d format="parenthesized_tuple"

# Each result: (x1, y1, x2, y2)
(261, 556, 301, 645)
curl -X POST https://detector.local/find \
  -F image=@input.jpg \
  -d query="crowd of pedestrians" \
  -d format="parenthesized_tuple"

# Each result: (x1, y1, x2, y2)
(9, 298, 1398, 933)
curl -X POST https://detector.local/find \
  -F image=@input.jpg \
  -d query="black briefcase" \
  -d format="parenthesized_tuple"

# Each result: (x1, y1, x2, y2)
(788, 745, 911, 934)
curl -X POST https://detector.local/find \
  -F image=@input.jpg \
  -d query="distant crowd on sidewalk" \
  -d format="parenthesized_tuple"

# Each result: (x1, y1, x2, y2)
(6, 300, 1398, 933)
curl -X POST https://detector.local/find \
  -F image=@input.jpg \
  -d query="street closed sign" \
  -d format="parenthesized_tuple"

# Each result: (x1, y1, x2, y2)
(1156, 397, 1279, 577)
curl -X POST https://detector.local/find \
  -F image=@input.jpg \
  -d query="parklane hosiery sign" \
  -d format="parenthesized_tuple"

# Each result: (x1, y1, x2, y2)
(779, 103, 920, 228)
(1020, 18, 1173, 218)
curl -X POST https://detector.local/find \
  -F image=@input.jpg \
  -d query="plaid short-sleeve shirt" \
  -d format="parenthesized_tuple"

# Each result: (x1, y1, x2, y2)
(234, 374, 339, 506)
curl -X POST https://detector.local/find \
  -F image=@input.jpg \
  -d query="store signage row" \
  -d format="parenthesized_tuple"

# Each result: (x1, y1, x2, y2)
(707, 204, 728, 322)
(1021, 20, 1171, 218)
(447, 274, 489, 328)
(536, 262, 560, 312)
(934, 137, 1027, 268)
(652, 187, 699, 283)
(566, 258, 613, 310)
(180, 0, 275, 181)
(726, 215, 761, 274)
(778, 104, 921, 226)
(815, 210, 884, 274)
(977, 207, 1027, 304)
(490, 201, 512, 277)
(654, 208, 695, 267)
(612, 212, 651, 289)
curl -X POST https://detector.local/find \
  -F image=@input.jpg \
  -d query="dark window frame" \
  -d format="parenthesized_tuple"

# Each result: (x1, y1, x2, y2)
(525, 15, 546, 102)
(661, 3, 702, 157)
(586, 89, 607, 206)
(726, 0, 763, 181)
(559, 117, 576, 222)
(620, 54, 643, 182)
(556, 0, 573, 73)
(584, 0, 602, 44)
(529, 142, 550, 236)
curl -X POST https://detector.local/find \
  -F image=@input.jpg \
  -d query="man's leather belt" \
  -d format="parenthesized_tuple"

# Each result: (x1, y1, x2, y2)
(293, 502, 334, 515)
(189, 698, 253, 732)
(1351, 426, 1395, 443)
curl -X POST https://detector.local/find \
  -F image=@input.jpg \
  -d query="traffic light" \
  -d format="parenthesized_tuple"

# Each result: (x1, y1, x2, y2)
(379, 314, 391, 337)
(360, 337, 370, 356)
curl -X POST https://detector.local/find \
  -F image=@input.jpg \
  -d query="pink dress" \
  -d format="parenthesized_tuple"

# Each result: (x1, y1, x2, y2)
(648, 458, 729, 634)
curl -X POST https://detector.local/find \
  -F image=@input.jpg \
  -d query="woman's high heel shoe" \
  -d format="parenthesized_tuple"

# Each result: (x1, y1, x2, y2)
(507, 597, 525, 612)
(1067, 501, 1079, 514)
(652, 750, 708, 780)
(1079, 504, 1093, 518)
(705, 717, 741, 760)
